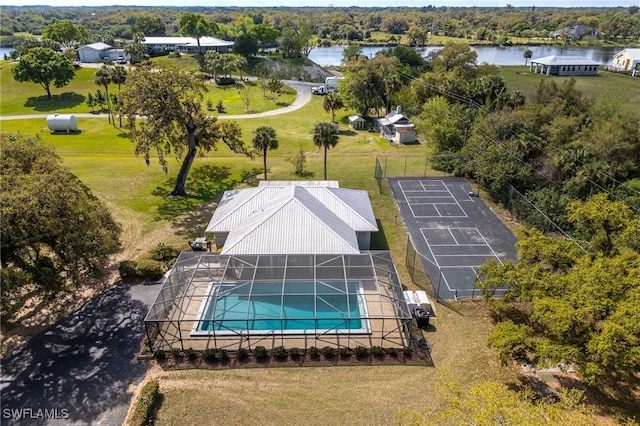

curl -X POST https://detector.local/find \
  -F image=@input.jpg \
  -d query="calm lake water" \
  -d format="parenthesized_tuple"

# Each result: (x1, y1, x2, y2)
(308, 45, 624, 67)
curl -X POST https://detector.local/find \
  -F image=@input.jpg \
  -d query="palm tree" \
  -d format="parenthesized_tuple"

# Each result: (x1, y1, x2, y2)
(109, 65, 127, 126)
(94, 66, 113, 125)
(523, 49, 533, 66)
(323, 92, 344, 122)
(313, 122, 339, 180)
(252, 125, 278, 180)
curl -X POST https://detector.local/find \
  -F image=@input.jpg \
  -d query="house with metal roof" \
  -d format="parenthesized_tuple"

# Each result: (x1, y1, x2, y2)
(612, 48, 640, 76)
(77, 42, 127, 63)
(206, 181, 378, 254)
(529, 55, 600, 76)
(144, 181, 415, 353)
(141, 36, 233, 54)
(374, 106, 417, 144)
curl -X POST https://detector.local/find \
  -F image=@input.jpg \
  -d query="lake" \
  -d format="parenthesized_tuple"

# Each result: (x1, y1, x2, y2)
(308, 45, 624, 67)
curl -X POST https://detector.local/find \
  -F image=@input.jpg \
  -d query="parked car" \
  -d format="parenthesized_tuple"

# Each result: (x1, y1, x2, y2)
(116, 56, 127, 64)
(312, 85, 329, 95)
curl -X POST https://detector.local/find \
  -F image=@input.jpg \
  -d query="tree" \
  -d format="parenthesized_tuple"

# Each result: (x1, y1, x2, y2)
(323, 92, 344, 122)
(179, 13, 217, 55)
(42, 20, 88, 50)
(418, 96, 467, 153)
(343, 44, 363, 64)
(124, 33, 148, 64)
(252, 125, 278, 180)
(120, 65, 250, 196)
(1, 133, 121, 326)
(398, 379, 597, 426)
(313, 122, 339, 180)
(406, 25, 428, 46)
(267, 76, 284, 100)
(11, 47, 75, 98)
(523, 48, 533, 65)
(248, 23, 280, 51)
(478, 195, 640, 383)
(237, 84, 252, 112)
(94, 66, 114, 125)
(232, 33, 258, 58)
(132, 14, 165, 36)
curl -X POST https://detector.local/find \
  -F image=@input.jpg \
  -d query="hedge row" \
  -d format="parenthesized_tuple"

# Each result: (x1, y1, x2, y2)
(129, 379, 159, 426)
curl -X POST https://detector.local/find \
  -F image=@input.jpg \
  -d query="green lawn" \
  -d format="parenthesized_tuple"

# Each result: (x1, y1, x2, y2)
(0, 60, 295, 116)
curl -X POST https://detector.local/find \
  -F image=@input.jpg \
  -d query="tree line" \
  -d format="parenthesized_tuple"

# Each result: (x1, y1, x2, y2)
(2, 5, 639, 54)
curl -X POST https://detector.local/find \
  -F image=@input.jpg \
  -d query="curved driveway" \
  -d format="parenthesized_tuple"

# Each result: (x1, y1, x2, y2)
(0, 80, 317, 121)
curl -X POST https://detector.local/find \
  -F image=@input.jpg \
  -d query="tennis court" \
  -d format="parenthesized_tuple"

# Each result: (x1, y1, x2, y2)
(390, 177, 517, 300)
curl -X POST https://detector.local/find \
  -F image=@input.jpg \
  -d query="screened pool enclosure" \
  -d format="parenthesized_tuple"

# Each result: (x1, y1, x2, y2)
(145, 251, 412, 352)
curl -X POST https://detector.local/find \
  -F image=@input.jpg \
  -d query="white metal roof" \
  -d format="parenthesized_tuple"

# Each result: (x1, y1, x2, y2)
(142, 36, 233, 47)
(80, 42, 111, 51)
(220, 186, 361, 255)
(530, 55, 601, 66)
(614, 48, 640, 59)
(207, 182, 377, 234)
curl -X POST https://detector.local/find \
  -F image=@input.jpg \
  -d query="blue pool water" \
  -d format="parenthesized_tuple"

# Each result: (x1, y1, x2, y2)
(198, 281, 363, 332)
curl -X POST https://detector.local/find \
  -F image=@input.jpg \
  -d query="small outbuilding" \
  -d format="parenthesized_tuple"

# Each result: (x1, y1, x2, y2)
(348, 114, 366, 130)
(46, 114, 78, 133)
(374, 106, 417, 144)
(612, 48, 640, 76)
(529, 55, 600, 76)
(78, 43, 112, 63)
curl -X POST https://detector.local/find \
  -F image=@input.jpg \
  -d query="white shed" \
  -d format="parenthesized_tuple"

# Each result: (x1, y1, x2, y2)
(78, 43, 112, 63)
(46, 114, 78, 133)
(348, 114, 366, 130)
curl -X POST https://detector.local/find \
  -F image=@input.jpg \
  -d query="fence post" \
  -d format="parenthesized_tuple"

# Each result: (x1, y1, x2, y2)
(424, 156, 428, 177)
(404, 156, 408, 177)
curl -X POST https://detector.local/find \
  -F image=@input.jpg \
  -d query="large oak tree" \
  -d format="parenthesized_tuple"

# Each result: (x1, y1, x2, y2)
(120, 64, 250, 196)
(1, 133, 121, 326)
(11, 47, 75, 98)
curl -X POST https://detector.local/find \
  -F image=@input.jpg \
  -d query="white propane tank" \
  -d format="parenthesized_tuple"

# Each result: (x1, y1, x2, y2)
(46, 114, 78, 133)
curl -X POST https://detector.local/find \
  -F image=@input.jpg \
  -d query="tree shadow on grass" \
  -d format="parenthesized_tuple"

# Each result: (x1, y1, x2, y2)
(24, 92, 85, 112)
(153, 165, 261, 236)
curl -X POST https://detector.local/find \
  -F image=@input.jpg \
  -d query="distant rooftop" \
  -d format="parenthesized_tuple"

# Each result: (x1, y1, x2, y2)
(530, 55, 601, 66)
(141, 36, 233, 47)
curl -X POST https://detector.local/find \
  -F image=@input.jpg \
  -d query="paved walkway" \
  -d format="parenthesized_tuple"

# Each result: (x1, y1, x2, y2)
(0, 283, 162, 426)
(0, 80, 316, 122)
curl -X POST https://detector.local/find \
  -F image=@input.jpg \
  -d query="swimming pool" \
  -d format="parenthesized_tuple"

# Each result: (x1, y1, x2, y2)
(191, 281, 369, 335)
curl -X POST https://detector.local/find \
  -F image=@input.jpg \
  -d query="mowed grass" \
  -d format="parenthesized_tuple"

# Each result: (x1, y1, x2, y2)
(0, 60, 295, 116)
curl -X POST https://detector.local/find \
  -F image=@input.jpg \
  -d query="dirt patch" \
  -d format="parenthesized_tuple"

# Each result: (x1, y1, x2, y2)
(259, 57, 333, 83)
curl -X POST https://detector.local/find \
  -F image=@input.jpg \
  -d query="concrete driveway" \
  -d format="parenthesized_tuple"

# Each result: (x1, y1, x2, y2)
(0, 284, 161, 426)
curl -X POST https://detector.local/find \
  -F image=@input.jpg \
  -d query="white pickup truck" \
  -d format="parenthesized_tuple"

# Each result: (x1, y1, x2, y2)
(312, 85, 329, 95)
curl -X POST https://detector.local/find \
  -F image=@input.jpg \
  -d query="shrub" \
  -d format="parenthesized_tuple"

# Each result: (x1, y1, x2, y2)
(216, 100, 226, 113)
(135, 259, 164, 280)
(308, 346, 319, 360)
(206, 99, 214, 111)
(272, 346, 287, 361)
(338, 347, 351, 359)
(354, 346, 368, 360)
(216, 76, 235, 86)
(403, 347, 412, 358)
(184, 347, 197, 361)
(371, 346, 385, 359)
(118, 260, 137, 280)
(253, 345, 268, 360)
(216, 349, 229, 362)
(288, 347, 300, 359)
(203, 348, 216, 362)
(386, 347, 398, 358)
(153, 349, 166, 361)
(149, 243, 180, 264)
(171, 348, 182, 360)
(321, 346, 335, 359)
(236, 347, 249, 361)
(130, 379, 160, 426)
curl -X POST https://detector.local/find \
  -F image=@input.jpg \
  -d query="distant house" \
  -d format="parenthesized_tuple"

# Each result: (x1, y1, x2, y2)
(612, 48, 640, 76)
(348, 114, 366, 130)
(529, 55, 600, 76)
(141, 36, 233, 54)
(374, 107, 416, 144)
(550, 25, 598, 40)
